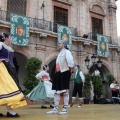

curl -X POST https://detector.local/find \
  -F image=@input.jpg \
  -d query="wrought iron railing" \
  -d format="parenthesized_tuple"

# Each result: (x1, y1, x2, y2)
(29, 17, 52, 31)
(0, 9, 115, 44)
(0, 10, 10, 22)
(52, 22, 77, 36)
(88, 32, 112, 44)
(0, 10, 77, 36)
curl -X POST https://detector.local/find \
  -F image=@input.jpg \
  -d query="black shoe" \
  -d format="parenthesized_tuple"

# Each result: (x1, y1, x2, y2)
(0, 113, 4, 117)
(50, 105, 54, 108)
(7, 112, 20, 117)
(41, 106, 47, 109)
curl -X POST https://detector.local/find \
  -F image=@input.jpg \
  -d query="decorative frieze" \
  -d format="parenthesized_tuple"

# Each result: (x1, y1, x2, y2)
(53, 0, 72, 6)
(90, 4, 105, 15)
(108, 4, 117, 13)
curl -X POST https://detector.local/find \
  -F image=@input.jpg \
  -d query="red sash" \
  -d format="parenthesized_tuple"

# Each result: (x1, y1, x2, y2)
(56, 64, 60, 72)
(42, 75, 48, 80)
(112, 88, 118, 92)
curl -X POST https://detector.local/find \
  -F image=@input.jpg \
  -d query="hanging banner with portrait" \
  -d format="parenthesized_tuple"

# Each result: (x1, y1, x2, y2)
(10, 14, 30, 46)
(57, 25, 72, 50)
(97, 34, 109, 57)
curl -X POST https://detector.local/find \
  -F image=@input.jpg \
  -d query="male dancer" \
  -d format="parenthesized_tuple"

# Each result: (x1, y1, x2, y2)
(47, 40, 74, 114)
(70, 65, 85, 107)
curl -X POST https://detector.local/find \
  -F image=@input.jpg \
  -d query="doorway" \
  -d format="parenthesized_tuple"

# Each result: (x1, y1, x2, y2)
(14, 52, 27, 90)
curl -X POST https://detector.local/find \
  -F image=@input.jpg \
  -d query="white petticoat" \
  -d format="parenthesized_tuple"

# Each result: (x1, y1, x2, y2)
(44, 81, 55, 98)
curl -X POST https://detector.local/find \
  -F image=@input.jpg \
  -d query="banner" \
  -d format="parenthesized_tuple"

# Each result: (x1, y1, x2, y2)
(97, 34, 109, 57)
(10, 14, 30, 46)
(57, 25, 72, 50)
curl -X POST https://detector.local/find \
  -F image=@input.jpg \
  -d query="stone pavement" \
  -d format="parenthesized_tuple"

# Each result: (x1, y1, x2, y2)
(0, 104, 120, 120)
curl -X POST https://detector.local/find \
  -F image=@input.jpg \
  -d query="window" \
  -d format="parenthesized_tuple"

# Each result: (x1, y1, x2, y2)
(54, 6, 68, 32)
(7, 0, 27, 16)
(54, 6, 68, 26)
(91, 17, 103, 40)
(92, 17, 103, 34)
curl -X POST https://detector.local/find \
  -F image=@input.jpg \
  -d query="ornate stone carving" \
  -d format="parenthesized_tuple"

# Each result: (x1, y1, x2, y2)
(53, 0, 72, 5)
(90, 4, 105, 15)
(108, 4, 117, 13)
(92, 5, 104, 14)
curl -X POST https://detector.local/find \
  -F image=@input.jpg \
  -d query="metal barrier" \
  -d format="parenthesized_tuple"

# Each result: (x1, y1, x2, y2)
(88, 32, 112, 44)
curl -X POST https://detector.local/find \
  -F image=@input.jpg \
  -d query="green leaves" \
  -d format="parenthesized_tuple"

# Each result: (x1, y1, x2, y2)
(23, 57, 42, 94)
(83, 74, 92, 99)
(92, 75, 103, 99)
(106, 73, 115, 85)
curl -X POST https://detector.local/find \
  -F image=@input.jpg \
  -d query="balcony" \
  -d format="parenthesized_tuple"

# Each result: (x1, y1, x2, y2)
(88, 32, 112, 44)
(0, 10, 77, 37)
(0, 10, 115, 45)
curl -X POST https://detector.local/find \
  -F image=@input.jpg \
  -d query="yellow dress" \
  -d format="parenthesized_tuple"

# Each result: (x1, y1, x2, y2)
(0, 62, 27, 108)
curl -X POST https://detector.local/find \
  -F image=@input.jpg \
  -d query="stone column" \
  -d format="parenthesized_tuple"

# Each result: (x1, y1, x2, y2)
(0, 0, 7, 11)
(0, 0, 1, 9)
(76, 0, 89, 36)
(108, 1, 118, 43)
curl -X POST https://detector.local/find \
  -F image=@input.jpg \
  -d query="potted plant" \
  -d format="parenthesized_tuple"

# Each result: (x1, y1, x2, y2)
(83, 73, 92, 104)
(23, 57, 42, 94)
(92, 74, 103, 103)
(106, 73, 115, 85)
(23, 57, 42, 105)
(106, 73, 115, 102)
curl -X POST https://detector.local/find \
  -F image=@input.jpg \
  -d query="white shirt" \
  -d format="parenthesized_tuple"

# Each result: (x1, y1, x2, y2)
(36, 70, 50, 81)
(110, 83, 119, 90)
(56, 48, 74, 67)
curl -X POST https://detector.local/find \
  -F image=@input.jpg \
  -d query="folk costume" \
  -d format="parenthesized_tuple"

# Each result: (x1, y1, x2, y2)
(71, 68, 85, 107)
(47, 40, 74, 115)
(110, 82, 119, 104)
(27, 70, 54, 107)
(0, 42, 27, 111)
(0, 42, 21, 90)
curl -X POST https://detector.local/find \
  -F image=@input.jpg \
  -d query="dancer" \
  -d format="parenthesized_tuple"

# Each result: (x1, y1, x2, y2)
(0, 33, 27, 117)
(27, 65, 54, 108)
(47, 39, 74, 115)
(70, 65, 85, 108)
(0, 33, 21, 90)
(110, 80, 119, 104)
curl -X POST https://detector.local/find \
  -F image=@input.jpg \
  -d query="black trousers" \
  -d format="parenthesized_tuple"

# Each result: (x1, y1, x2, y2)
(112, 91, 119, 97)
(112, 90, 119, 104)
(72, 83, 83, 98)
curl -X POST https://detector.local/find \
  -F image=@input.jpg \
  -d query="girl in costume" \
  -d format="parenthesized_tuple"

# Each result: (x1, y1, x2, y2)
(27, 65, 54, 108)
(0, 33, 27, 117)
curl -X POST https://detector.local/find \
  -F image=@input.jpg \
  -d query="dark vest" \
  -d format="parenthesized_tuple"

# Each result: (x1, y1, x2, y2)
(74, 70, 82, 84)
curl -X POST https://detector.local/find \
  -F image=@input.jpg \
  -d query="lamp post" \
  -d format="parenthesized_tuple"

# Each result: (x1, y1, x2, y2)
(84, 54, 102, 103)
(41, 1, 45, 27)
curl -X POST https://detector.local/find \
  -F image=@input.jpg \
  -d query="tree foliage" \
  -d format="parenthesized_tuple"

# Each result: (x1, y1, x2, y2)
(92, 75, 103, 99)
(106, 73, 115, 85)
(83, 74, 92, 99)
(23, 57, 42, 94)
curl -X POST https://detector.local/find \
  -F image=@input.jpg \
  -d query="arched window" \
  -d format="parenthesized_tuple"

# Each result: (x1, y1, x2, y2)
(89, 3, 105, 41)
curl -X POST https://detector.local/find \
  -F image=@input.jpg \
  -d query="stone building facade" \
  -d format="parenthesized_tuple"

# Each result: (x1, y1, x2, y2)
(0, 0, 120, 99)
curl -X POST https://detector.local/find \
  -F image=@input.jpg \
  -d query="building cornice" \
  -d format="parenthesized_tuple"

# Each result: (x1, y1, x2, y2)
(52, 0, 72, 6)
(0, 21, 120, 49)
